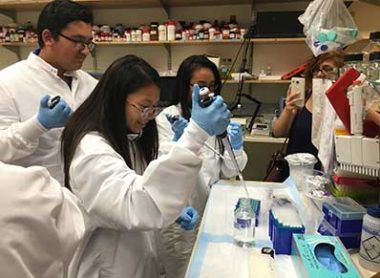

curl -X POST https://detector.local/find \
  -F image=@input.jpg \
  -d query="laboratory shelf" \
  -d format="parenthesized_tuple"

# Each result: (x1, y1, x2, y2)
(0, 0, 161, 11)
(0, 0, 360, 11)
(251, 38, 306, 43)
(0, 0, 250, 11)
(0, 39, 307, 47)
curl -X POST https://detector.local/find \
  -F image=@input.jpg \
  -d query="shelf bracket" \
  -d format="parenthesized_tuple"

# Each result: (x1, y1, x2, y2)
(158, 0, 170, 18)
(2, 45, 21, 60)
(0, 9, 16, 22)
(163, 43, 172, 72)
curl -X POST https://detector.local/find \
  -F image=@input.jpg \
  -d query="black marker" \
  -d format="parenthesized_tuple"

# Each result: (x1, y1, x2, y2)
(261, 247, 275, 258)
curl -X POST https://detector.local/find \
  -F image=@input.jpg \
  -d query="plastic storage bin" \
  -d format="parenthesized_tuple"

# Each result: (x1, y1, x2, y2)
(285, 153, 317, 191)
(322, 197, 366, 234)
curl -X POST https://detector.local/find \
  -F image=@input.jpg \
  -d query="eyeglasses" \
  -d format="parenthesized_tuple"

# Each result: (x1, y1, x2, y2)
(128, 102, 164, 119)
(59, 33, 96, 53)
(190, 83, 218, 93)
(315, 64, 339, 80)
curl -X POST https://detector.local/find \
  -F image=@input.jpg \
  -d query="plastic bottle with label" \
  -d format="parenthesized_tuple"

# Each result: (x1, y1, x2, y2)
(149, 22, 158, 41)
(131, 29, 137, 42)
(136, 28, 142, 42)
(142, 26, 150, 42)
(222, 25, 230, 40)
(209, 27, 215, 41)
(158, 24, 166, 41)
(359, 206, 380, 272)
(228, 15, 238, 29)
(167, 20, 176, 41)
(233, 198, 255, 247)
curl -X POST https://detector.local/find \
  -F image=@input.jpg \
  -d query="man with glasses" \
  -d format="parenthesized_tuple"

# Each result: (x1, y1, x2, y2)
(0, 0, 98, 185)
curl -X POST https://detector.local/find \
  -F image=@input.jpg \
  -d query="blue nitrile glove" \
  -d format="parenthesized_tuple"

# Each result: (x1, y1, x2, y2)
(176, 207, 199, 231)
(191, 84, 231, 136)
(165, 113, 189, 142)
(228, 122, 244, 150)
(37, 95, 72, 129)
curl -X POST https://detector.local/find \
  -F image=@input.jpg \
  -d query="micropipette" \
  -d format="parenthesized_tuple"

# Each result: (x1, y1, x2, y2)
(199, 86, 250, 197)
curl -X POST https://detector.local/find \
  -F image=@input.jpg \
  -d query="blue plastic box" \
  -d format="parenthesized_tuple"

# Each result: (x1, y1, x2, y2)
(322, 197, 365, 234)
(318, 219, 361, 249)
(269, 210, 274, 240)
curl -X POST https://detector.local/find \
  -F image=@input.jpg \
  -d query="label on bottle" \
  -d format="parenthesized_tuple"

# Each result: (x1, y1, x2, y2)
(234, 218, 252, 229)
(360, 225, 380, 265)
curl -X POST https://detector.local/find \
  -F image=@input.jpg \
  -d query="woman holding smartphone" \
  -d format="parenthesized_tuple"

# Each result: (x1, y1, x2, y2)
(272, 50, 345, 170)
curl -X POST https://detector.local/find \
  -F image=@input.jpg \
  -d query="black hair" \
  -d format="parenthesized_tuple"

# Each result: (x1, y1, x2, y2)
(175, 55, 222, 120)
(62, 55, 160, 190)
(37, 0, 93, 48)
(175, 54, 224, 152)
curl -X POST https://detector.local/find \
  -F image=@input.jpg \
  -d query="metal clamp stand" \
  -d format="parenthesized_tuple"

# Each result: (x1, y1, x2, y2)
(229, 25, 262, 132)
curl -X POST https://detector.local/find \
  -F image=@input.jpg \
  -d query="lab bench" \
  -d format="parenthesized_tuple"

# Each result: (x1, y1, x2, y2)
(185, 179, 376, 278)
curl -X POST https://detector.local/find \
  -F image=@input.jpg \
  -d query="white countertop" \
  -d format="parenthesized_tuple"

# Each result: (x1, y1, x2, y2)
(185, 179, 377, 278)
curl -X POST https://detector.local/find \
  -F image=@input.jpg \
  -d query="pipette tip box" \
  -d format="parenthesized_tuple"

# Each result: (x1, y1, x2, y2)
(322, 197, 366, 234)
(269, 209, 305, 255)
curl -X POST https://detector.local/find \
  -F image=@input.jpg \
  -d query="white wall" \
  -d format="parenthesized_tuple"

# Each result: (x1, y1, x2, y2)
(350, 1, 380, 38)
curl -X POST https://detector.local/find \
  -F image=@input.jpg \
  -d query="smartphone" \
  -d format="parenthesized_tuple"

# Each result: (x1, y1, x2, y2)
(290, 77, 305, 108)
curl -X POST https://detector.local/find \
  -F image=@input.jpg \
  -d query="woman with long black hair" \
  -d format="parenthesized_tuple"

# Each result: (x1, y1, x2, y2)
(61, 54, 231, 278)
(155, 55, 248, 278)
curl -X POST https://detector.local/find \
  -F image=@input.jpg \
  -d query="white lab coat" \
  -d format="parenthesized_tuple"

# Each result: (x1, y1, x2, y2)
(0, 162, 86, 278)
(0, 51, 98, 184)
(68, 120, 209, 278)
(0, 116, 43, 163)
(155, 104, 248, 278)
(157, 104, 248, 187)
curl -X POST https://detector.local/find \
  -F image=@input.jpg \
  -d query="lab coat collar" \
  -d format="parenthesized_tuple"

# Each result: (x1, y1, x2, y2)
(27, 50, 79, 80)
(127, 133, 142, 141)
